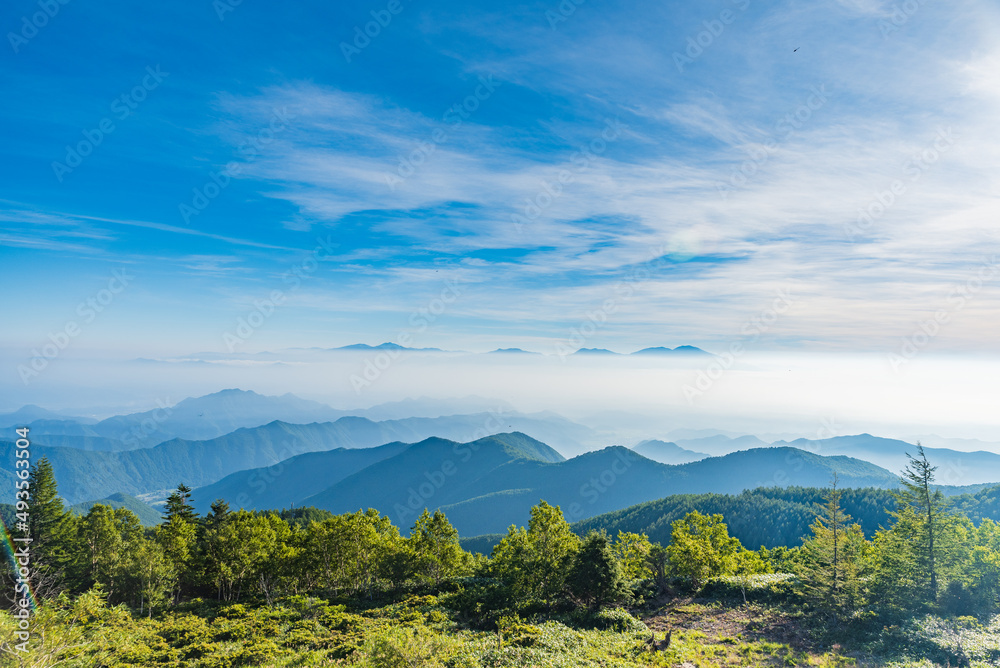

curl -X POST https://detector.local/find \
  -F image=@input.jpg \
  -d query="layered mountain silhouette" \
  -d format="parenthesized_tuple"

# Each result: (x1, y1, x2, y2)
(671, 434, 771, 457)
(429, 446, 897, 535)
(7, 417, 997, 538)
(771, 434, 1000, 486)
(302, 433, 564, 522)
(22, 389, 347, 448)
(190, 434, 900, 536)
(69, 492, 161, 526)
(19, 390, 595, 455)
(192, 441, 411, 514)
(1, 413, 589, 503)
(632, 439, 708, 464)
(0, 405, 96, 428)
(9, 388, 1000, 536)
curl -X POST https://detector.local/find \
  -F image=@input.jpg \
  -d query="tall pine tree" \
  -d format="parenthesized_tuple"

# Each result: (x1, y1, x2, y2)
(795, 475, 867, 617)
(895, 444, 949, 603)
(155, 484, 200, 601)
(26, 458, 75, 595)
(163, 484, 197, 523)
(567, 531, 628, 610)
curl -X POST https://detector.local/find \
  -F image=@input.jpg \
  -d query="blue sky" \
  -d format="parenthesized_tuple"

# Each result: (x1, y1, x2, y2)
(2, 0, 999, 362)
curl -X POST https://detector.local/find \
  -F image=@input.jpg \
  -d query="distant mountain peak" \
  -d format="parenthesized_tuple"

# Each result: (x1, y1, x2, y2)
(633, 439, 708, 465)
(573, 348, 619, 355)
(632, 345, 711, 356)
(334, 342, 444, 352)
(488, 348, 539, 354)
(338, 342, 405, 350)
(199, 388, 259, 398)
(0, 404, 70, 422)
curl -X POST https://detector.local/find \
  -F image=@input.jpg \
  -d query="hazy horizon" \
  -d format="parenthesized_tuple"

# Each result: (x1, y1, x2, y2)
(3, 1, 999, 459)
(5, 348, 1000, 446)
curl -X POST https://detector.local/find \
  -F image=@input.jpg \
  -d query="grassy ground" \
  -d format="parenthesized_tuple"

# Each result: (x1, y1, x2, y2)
(1, 590, 997, 667)
(640, 598, 841, 666)
(636, 596, 1000, 668)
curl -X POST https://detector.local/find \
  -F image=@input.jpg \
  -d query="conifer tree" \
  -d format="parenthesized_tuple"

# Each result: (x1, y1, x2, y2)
(795, 475, 867, 616)
(568, 531, 629, 610)
(895, 444, 950, 603)
(198, 500, 232, 599)
(25, 457, 75, 595)
(163, 484, 197, 523)
(156, 485, 200, 601)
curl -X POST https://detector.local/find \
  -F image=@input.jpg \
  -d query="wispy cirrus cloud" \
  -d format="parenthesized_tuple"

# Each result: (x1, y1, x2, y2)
(2, 0, 998, 356)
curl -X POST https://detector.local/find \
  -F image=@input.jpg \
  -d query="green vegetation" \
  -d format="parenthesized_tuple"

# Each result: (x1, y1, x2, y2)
(574, 482, 1000, 549)
(2, 452, 1000, 667)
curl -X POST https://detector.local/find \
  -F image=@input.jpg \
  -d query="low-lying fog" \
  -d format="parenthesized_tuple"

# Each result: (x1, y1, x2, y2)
(4, 348, 999, 447)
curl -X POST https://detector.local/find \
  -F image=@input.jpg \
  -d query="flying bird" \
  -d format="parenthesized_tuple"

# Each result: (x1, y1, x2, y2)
(793, 47, 799, 52)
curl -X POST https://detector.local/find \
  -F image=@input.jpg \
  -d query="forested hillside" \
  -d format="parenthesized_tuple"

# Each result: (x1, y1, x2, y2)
(3, 448, 1000, 667)
(401, 445, 898, 535)
(574, 484, 1000, 548)
(0, 421, 578, 504)
(190, 441, 411, 514)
